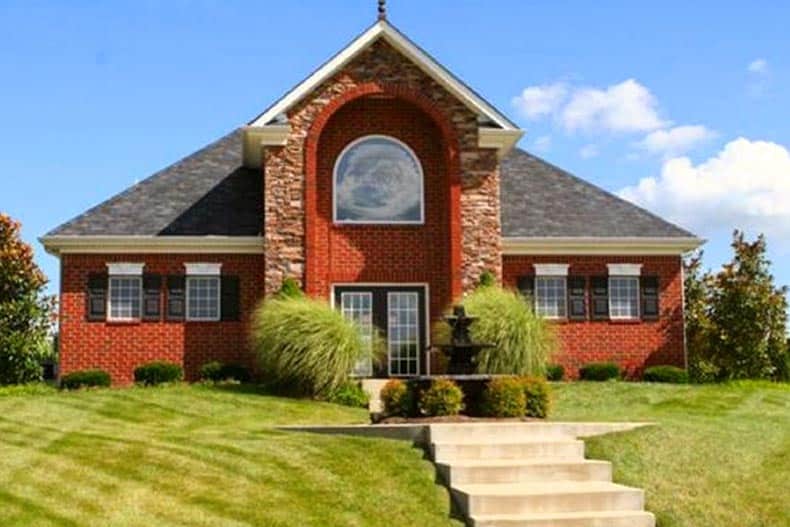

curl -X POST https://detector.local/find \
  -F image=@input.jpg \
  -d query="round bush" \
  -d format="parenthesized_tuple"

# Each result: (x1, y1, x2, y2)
(520, 376, 550, 418)
(327, 381, 369, 408)
(546, 364, 565, 381)
(461, 286, 557, 376)
(134, 361, 183, 386)
(482, 377, 526, 417)
(419, 378, 464, 417)
(251, 296, 373, 398)
(199, 361, 224, 381)
(200, 362, 251, 383)
(643, 365, 689, 384)
(60, 369, 111, 390)
(380, 379, 414, 417)
(579, 362, 620, 381)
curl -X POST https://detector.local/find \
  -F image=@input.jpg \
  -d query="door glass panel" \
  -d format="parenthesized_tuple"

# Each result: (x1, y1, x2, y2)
(340, 292, 373, 376)
(388, 292, 420, 376)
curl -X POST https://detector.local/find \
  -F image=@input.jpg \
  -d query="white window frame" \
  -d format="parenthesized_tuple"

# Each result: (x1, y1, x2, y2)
(332, 134, 425, 225)
(340, 292, 374, 377)
(608, 276, 640, 320)
(107, 276, 143, 322)
(387, 291, 421, 377)
(535, 276, 568, 319)
(185, 276, 222, 322)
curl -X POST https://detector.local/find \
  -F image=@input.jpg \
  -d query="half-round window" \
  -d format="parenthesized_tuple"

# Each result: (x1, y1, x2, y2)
(333, 135, 424, 224)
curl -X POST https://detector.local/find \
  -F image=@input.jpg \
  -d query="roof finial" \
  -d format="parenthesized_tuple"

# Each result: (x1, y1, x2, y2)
(377, 0, 387, 21)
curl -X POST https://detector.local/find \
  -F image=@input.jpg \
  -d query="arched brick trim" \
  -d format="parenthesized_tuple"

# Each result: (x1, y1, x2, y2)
(304, 82, 463, 299)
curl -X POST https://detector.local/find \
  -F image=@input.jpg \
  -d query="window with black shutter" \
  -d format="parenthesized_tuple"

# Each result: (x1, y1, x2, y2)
(166, 276, 186, 321)
(641, 276, 660, 320)
(86, 273, 108, 321)
(142, 274, 162, 321)
(221, 276, 240, 321)
(567, 276, 587, 320)
(590, 276, 609, 319)
(517, 275, 535, 300)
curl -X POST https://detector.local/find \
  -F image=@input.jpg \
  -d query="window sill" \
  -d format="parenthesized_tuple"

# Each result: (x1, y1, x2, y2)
(608, 318, 642, 325)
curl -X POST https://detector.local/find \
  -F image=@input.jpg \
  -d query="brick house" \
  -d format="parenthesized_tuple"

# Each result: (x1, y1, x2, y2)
(42, 16, 702, 384)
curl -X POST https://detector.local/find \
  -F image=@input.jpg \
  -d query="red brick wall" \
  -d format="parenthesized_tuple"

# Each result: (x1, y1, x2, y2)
(59, 253, 264, 384)
(502, 255, 685, 378)
(309, 96, 453, 319)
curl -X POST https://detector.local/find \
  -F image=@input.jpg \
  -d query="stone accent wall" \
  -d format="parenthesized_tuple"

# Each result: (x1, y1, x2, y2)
(502, 255, 686, 378)
(262, 39, 501, 296)
(59, 254, 263, 384)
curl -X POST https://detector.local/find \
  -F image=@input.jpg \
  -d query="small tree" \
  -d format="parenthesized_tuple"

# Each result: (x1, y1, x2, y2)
(0, 213, 55, 384)
(703, 231, 788, 381)
(684, 251, 717, 381)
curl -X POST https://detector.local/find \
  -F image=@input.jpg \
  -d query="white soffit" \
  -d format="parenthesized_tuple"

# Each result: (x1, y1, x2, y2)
(184, 263, 222, 276)
(502, 237, 705, 256)
(106, 263, 144, 276)
(533, 263, 570, 276)
(607, 263, 643, 276)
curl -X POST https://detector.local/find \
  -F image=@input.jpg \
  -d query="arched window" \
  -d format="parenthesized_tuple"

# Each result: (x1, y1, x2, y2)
(333, 135, 424, 224)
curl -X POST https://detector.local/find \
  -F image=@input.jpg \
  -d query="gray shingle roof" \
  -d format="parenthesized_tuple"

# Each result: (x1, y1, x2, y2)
(46, 129, 694, 240)
(47, 130, 261, 236)
(500, 148, 694, 238)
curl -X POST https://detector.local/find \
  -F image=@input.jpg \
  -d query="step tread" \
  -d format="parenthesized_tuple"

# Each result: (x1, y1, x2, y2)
(433, 437, 580, 446)
(438, 458, 608, 468)
(454, 481, 641, 497)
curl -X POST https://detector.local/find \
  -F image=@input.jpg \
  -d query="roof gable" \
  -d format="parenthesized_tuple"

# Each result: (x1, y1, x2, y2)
(248, 20, 518, 131)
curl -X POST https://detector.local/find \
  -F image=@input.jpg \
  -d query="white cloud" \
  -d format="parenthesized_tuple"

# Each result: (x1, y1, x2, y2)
(636, 125, 717, 157)
(579, 144, 599, 159)
(748, 58, 768, 74)
(560, 79, 667, 133)
(532, 135, 552, 152)
(619, 138, 790, 243)
(512, 83, 568, 119)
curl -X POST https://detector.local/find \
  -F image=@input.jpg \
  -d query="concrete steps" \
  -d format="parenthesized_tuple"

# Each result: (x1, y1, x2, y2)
(427, 424, 654, 527)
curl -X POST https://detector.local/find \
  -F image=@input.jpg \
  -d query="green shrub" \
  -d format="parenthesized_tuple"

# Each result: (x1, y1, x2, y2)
(644, 365, 689, 384)
(278, 277, 304, 299)
(546, 364, 565, 381)
(61, 369, 111, 390)
(251, 296, 374, 398)
(380, 379, 414, 417)
(134, 361, 183, 386)
(461, 286, 556, 376)
(419, 378, 464, 417)
(482, 376, 526, 417)
(520, 376, 550, 418)
(199, 361, 223, 381)
(327, 381, 369, 408)
(219, 363, 251, 382)
(477, 270, 496, 288)
(579, 362, 621, 381)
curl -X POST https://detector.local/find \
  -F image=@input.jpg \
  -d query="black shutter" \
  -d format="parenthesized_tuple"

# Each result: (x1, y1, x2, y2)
(591, 276, 609, 320)
(221, 276, 240, 321)
(167, 276, 186, 321)
(517, 276, 535, 301)
(567, 276, 587, 320)
(142, 274, 162, 321)
(641, 276, 660, 320)
(86, 273, 108, 321)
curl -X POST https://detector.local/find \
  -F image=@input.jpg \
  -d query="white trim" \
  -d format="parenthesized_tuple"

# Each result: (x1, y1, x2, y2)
(330, 282, 430, 378)
(40, 236, 264, 256)
(107, 275, 143, 322)
(533, 263, 569, 277)
(106, 262, 144, 276)
(503, 236, 705, 256)
(249, 21, 519, 131)
(478, 128, 524, 158)
(242, 124, 291, 168)
(332, 135, 425, 225)
(184, 262, 222, 276)
(607, 263, 642, 277)
(185, 275, 221, 322)
(534, 275, 568, 320)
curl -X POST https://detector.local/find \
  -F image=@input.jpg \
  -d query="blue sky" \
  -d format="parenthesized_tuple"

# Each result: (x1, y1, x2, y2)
(2, 0, 790, 296)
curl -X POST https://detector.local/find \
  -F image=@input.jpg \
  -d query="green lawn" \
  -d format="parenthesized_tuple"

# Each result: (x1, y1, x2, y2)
(0, 384, 460, 527)
(552, 381, 790, 527)
(1, 382, 787, 527)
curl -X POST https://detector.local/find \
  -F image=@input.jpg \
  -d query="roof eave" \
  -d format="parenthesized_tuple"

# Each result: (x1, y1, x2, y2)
(40, 235, 264, 257)
(502, 236, 706, 256)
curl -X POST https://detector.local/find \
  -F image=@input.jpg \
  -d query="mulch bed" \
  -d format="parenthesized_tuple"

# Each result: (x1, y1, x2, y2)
(375, 415, 541, 424)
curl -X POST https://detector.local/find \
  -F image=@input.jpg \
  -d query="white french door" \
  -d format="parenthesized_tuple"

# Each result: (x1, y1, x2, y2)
(340, 292, 374, 376)
(387, 292, 420, 376)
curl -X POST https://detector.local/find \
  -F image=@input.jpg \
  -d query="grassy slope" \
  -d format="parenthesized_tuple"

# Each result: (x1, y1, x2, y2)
(552, 381, 790, 527)
(0, 384, 460, 527)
